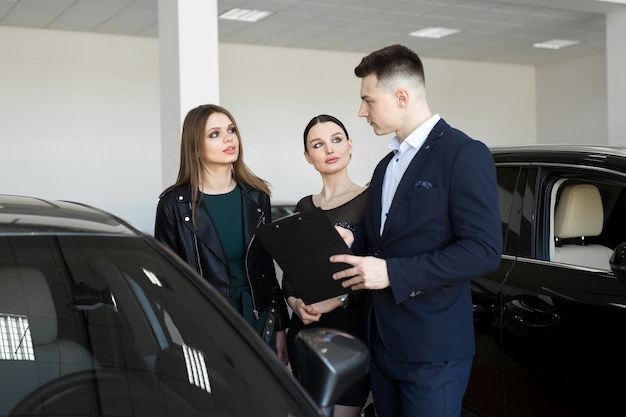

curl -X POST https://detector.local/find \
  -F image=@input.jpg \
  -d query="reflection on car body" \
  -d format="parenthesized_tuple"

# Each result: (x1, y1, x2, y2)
(463, 145, 626, 417)
(0, 194, 367, 417)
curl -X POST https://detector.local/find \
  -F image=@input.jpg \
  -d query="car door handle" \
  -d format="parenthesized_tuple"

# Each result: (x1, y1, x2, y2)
(503, 296, 561, 327)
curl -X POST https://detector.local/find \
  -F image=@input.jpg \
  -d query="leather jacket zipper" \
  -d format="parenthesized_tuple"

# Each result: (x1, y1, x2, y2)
(189, 202, 205, 279)
(193, 234, 204, 278)
(245, 211, 265, 321)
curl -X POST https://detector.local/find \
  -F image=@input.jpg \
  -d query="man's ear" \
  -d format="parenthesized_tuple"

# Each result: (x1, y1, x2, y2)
(396, 88, 409, 107)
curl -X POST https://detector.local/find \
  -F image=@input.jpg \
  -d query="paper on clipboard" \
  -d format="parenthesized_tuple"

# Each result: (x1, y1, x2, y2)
(255, 209, 353, 304)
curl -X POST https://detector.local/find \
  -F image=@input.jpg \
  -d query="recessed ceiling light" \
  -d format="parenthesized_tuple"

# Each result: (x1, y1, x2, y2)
(594, 0, 626, 4)
(409, 27, 461, 39)
(219, 8, 271, 23)
(533, 39, 580, 50)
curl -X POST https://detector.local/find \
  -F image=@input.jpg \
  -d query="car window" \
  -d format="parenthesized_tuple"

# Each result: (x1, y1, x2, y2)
(0, 235, 310, 417)
(542, 173, 626, 270)
(496, 167, 521, 256)
(496, 166, 536, 258)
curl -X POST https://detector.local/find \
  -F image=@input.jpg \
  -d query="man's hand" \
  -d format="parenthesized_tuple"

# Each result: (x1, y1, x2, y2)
(334, 226, 354, 247)
(330, 254, 390, 290)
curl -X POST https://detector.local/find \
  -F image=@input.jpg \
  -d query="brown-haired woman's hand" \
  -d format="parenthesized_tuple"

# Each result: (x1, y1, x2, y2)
(275, 330, 289, 366)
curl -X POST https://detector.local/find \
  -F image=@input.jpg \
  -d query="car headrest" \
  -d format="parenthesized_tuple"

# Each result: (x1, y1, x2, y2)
(554, 184, 604, 239)
(0, 266, 57, 346)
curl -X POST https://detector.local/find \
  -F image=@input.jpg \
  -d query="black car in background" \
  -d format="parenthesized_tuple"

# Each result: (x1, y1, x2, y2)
(271, 202, 297, 220)
(270, 202, 297, 289)
(463, 145, 626, 417)
(0, 194, 368, 417)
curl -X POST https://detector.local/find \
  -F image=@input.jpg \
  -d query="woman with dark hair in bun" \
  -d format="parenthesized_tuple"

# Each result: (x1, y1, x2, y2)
(283, 114, 369, 417)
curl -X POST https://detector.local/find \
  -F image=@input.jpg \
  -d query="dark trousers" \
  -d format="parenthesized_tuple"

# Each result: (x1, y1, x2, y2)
(370, 329, 472, 417)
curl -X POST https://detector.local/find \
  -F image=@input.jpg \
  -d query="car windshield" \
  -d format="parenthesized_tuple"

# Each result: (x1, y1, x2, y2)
(0, 234, 309, 417)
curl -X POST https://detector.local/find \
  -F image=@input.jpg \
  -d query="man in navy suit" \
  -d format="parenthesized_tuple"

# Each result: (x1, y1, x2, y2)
(331, 44, 502, 417)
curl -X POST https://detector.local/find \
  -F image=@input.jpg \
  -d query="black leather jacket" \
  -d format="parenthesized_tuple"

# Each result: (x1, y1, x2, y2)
(154, 183, 288, 335)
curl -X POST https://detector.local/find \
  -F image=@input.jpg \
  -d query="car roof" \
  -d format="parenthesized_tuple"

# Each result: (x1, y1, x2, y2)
(490, 144, 626, 171)
(491, 144, 626, 155)
(0, 194, 139, 235)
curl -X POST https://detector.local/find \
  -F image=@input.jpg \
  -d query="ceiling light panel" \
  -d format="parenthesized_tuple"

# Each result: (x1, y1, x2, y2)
(533, 39, 580, 50)
(409, 27, 461, 39)
(594, 0, 626, 4)
(219, 8, 271, 23)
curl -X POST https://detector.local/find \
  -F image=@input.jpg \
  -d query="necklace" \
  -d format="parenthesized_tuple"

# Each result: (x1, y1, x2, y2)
(320, 182, 356, 209)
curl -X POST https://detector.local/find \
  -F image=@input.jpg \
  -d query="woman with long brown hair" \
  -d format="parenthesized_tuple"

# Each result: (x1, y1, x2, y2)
(155, 104, 289, 364)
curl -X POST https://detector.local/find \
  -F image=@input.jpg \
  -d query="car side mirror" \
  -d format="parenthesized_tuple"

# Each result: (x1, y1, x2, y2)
(294, 328, 369, 417)
(610, 242, 626, 283)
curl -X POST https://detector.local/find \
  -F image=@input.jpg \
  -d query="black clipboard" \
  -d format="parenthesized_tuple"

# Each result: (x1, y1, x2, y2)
(255, 209, 352, 304)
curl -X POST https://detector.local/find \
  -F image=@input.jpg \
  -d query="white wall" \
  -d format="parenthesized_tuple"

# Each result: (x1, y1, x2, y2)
(0, 26, 161, 233)
(1, 25, 600, 234)
(536, 54, 608, 144)
(607, 11, 626, 144)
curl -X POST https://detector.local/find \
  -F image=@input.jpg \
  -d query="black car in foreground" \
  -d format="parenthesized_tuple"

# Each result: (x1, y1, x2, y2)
(463, 145, 626, 417)
(0, 194, 368, 417)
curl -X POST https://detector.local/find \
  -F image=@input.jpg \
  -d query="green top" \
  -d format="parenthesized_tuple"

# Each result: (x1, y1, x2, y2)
(202, 186, 271, 344)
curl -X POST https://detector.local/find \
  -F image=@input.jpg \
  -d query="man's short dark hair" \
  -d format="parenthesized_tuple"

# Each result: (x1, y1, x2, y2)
(354, 44, 425, 85)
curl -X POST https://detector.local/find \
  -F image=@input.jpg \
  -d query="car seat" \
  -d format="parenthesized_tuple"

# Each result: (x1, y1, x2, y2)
(0, 266, 96, 414)
(553, 184, 613, 269)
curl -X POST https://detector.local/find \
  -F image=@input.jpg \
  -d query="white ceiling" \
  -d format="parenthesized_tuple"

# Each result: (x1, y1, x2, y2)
(1, 0, 625, 66)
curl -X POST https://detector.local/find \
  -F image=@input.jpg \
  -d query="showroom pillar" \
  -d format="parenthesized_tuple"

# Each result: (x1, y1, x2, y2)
(607, 10, 626, 145)
(158, 0, 220, 188)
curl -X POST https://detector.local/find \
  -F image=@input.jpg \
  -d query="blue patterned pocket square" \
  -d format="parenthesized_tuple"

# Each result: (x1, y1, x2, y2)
(413, 180, 433, 189)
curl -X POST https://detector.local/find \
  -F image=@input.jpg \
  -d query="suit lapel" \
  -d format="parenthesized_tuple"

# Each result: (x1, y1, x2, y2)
(380, 119, 449, 240)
